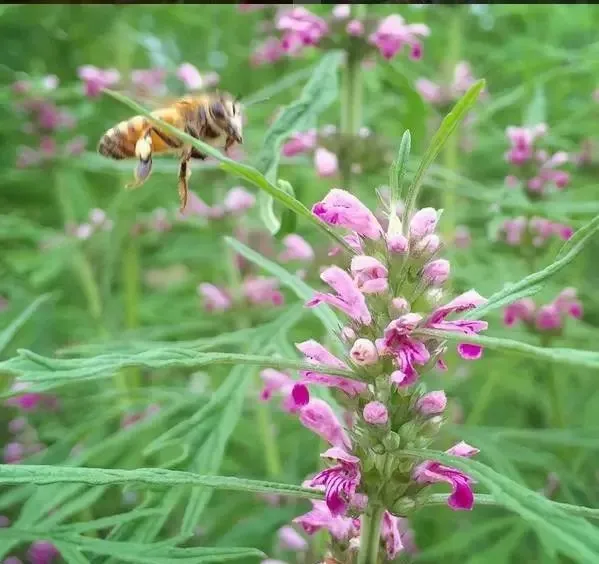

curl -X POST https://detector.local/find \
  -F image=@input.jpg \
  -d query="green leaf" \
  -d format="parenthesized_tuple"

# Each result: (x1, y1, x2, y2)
(417, 329, 599, 370)
(0, 349, 358, 388)
(0, 464, 323, 499)
(254, 51, 343, 236)
(103, 89, 353, 253)
(465, 214, 599, 320)
(524, 83, 547, 127)
(405, 449, 599, 564)
(0, 293, 54, 356)
(401, 79, 485, 230)
(388, 130, 411, 235)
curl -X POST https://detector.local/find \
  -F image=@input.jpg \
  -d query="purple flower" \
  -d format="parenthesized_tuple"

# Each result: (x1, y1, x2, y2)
(380, 511, 405, 559)
(26, 541, 59, 564)
(314, 147, 338, 177)
(300, 399, 351, 449)
(503, 298, 535, 327)
(294, 499, 358, 540)
(278, 234, 314, 263)
(251, 37, 285, 66)
(535, 304, 562, 331)
(77, 65, 120, 98)
(277, 525, 308, 551)
(310, 447, 361, 516)
(312, 189, 383, 240)
(197, 283, 232, 312)
(369, 14, 430, 60)
(409, 207, 440, 241)
(223, 187, 255, 214)
(414, 442, 479, 510)
(296, 340, 366, 400)
(417, 390, 447, 415)
(131, 68, 167, 94)
(276, 7, 328, 54)
(176, 63, 204, 90)
(422, 259, 450, 286)
(349, 338, 378, 366)
(306, 266, 372, 324)
(363, 401, 388, 425)
(282, 130, 317, 157)
(350, 255, 388, 294)
(259, 369, 304, 413)
(242, 277, 284, 307)
(416, 78, 443, 105)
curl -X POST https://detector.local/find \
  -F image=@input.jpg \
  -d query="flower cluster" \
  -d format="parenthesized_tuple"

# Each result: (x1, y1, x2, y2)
(198, 276, 285, 313)
(249, 5, 429, 66)
(499, 216, 573, 248)
(77, 62, 219, 98)
(416, 61, 483, 108)
(179, 186, 256, 222)
(503, 288, 583, 335)
(504, 124, 570, 196)
(260, 189, 486, 562)
(282, 125, 392, 179)
(40, 208, 114, 251)
(12, 75, 87, 168)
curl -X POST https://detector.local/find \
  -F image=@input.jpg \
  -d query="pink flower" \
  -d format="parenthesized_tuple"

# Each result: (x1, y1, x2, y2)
(131, 68, 167, 94)
(349, 338, 379, 366)
(180, 191, 214, 219)
(350, 255, 388, 294)
(346, 19, 364, 36)
(422, 259, 450, 286)
(223, 187, 255, 214)
(77, 65, 120, 98)
(311, 447, 361, 515)
(381, 511, 405, 559)
(450, 61, 477, 98)
(535, 304, 562, 331)
(425, 290, 488, 360)
(554, 287, 583, 319)
(251, 37, 285, 66)
(277, 526, 308, 551)
(312, 189, 383, 240)
(369, 14, 430, 60)
(387, 234, 409, 254)
(27, 541, 59, 564)
(306, 266, 372, 324)
(295, 339, 366, 399)
(64, 135, 88, 156)
(3, 442, 23, 464)
(314, 147, 339, 177)
(242, 277, 284, 307)
(277, 7, 329, 53)
(332, 4, 350, 18)
(414, 442, 479, 510)
(282, 130, 317, 157)
(259, 369, 305, 412)
(294, 499, 358, 540)
(503, 298, 535, 327)
(197, 283, 232, 312)
(454, 225, 471, 249)
(505, 124, 547, 165)
(176, 62, 204, 90)
(409, 207, 440, 241)
(363, 401, 388, 425)
(417, 390, 447, 415)
(279, 234, 314, 262)
(416, 78, 444, 104)
(299, 399, 351, 448)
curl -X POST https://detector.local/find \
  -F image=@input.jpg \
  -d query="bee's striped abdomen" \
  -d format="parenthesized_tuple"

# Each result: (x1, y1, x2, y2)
(98, 115, 150, 160)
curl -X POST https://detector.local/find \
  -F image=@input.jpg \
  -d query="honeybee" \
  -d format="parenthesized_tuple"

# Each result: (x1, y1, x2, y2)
(97, 91, 243, 212)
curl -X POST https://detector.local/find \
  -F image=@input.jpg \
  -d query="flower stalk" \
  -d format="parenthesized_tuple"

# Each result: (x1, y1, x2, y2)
(357, 503, 384, 564)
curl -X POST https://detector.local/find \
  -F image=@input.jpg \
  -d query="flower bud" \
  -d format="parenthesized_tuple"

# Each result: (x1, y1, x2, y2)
(314, 147, 339, 178)
(363, 401, 388, 425)
(341, 326, 356, 342)
(416, 390, 447, 415)
(346, 19, 364, 36)
(422, 259, 450, 286)
(413, 233, 440, 256)
(387, 233, 409, 254)
(391, 297, 410, 314)
(409, 208, 440, 240)
(391, 496, 417, 516)
(350, 338, 379, 366)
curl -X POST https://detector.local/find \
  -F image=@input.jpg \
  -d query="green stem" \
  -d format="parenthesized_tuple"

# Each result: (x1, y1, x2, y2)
(543, 335, 565, 429)
(440, 8, 462, 246)
(357, 502, 384, 564)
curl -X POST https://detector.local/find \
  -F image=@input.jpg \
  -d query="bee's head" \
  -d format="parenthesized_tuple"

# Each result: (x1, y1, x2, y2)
(209, 92, 243, 144)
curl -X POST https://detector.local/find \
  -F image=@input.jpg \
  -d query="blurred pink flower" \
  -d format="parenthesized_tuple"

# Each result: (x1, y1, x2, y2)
(176, 62, 204, 90)
(197, 283, 232, 312)
(314, 147, 338, 177)
(131, 68, 167, 94)
(276, 6, 328, 54)
(416, 78, 443, 104)
(242, 276, 284, 306)
(77, 65, 120, 97)
(346, 19, 364, 36)
(277, 525, 308, 551)
(363, 401, 388, 425)
(282, 129, 317, 157)
(223, 187, 255, 214)
(64, 135, 88, 156)
(251, 37, 285, 66)
(369, 14, 430, 60)
(279, 234, 314, 262)
(27, 541, 59, 564)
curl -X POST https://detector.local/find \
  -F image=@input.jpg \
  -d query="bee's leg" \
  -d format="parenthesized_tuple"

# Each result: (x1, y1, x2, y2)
(224, 135, 235, 155)
(126, 129, 154, 190)
(190, 148, 207, 160)
(178, 148, 192, 212)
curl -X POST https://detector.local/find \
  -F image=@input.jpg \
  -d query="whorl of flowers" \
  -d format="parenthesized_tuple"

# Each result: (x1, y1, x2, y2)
(504, 124, 570, 196)
(499, 216, 573, 248)
(416, 61, 485, 108)
(249, 5, 429, 66)
(503, 288, 583, 335)
(260, 188, 487, 562)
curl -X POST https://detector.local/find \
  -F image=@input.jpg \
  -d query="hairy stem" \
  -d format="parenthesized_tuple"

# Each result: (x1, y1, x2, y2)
(357, 502, 383, 564)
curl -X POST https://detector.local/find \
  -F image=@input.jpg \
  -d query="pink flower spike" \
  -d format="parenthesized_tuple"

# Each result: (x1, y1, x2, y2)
(197, 283, 232, 312)
(350, 338, 379, 366)
(176, 62, 203, 90)
(306, 266, 372, 325)
(417, 390, 447, 415)
(278, 525, 308, 551)
(312, 189, 383, 240)
(279, 234, 314, 262)
(314, 147, 339, 177)
(294, 500, 357, 540)
(363, 401, 388, 425)
(311, 447, 361, 515)
(223, 187, 255, 214)
(350, 255, 388, 294)
(299, 398, 351, 449)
